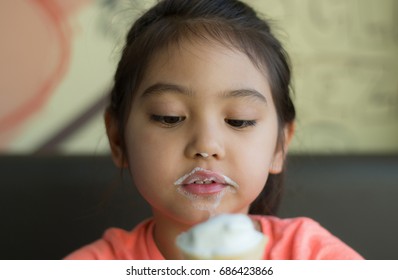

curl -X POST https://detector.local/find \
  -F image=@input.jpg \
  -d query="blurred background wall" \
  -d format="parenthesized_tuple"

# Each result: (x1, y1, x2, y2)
(1, 0, 397, 155)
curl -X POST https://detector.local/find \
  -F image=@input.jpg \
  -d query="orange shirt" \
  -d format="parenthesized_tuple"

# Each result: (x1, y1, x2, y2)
(64, 216, 363, 260)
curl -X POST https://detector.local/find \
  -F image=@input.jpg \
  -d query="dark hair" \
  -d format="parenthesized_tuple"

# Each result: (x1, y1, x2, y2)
(107, 0, 296, 216)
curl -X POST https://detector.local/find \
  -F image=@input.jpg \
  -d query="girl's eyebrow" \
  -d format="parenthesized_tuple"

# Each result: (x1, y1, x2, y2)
(220, 89, 267, 104)
(140, 82, 267, 104)
(141, 83, 193, 98)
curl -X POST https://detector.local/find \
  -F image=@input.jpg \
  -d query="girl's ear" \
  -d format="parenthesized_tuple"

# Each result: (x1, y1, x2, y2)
(104, 110, 128, 168)
(269, 122, 295, 174)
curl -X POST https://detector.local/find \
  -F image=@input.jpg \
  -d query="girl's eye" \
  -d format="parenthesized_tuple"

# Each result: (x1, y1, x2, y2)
(226, 119, 257, 128)
(151, 115, 186, 126)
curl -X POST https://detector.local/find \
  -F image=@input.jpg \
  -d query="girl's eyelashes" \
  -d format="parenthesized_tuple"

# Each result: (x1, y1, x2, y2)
(150, 115, 186, 127)
(150, 114, 257, 129)
(225, 119, 257, 128)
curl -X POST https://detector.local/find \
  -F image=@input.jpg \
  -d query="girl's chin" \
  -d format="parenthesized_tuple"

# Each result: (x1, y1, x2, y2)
(178, 203, 243, 225)
(151, 191, 245, 226)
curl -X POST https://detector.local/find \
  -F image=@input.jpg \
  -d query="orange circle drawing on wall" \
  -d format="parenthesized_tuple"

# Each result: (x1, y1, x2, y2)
(0, 0, 91, 147)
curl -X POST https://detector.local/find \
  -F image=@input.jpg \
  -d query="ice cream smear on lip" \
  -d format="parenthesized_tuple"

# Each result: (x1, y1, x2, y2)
(176, 214, 267, 259)
(174, 167, 239, 189)
(174, 168, 239, 214)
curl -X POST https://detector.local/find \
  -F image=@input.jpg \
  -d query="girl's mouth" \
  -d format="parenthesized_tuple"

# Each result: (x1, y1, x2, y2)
(174, 167, 239, 195)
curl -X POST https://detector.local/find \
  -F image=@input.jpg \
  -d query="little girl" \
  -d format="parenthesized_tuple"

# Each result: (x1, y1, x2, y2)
(65, 0, 362, 260)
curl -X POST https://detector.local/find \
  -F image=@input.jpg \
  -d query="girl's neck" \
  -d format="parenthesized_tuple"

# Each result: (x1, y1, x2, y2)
(152, 213, 193, 260)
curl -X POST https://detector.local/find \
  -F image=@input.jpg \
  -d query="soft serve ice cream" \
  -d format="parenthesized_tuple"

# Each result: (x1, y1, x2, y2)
(176, 214, 267, 259)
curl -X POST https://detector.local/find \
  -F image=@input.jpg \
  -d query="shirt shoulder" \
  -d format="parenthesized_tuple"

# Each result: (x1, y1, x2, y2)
(64, 219, 162, 260)
(253, 215, 363, 260)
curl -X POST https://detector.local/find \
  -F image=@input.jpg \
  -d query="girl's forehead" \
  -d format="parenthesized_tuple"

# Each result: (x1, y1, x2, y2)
(143, 38, 270, 85)
(133, 39, 273, 105)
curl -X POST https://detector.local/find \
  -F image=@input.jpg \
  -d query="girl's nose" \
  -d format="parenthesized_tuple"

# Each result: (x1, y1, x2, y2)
(184, 123, 225, 160)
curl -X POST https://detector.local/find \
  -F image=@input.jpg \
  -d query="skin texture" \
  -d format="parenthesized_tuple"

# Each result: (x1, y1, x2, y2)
(106, 39, 294, 259)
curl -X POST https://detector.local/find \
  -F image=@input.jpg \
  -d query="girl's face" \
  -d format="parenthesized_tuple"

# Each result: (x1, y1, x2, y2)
(111, 40, 286, 226)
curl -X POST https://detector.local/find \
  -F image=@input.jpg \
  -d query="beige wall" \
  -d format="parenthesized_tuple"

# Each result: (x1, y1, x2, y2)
(1, 0, 397, 154)
(251, 0, 398, 153)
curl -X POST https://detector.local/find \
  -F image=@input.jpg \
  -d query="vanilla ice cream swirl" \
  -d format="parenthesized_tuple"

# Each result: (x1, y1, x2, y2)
(176, 214, 266, 259)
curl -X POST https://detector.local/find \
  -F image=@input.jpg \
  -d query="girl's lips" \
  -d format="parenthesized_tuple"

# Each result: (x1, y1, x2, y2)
(174, 167, 239, 195)
(183, 182, 227, 195)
